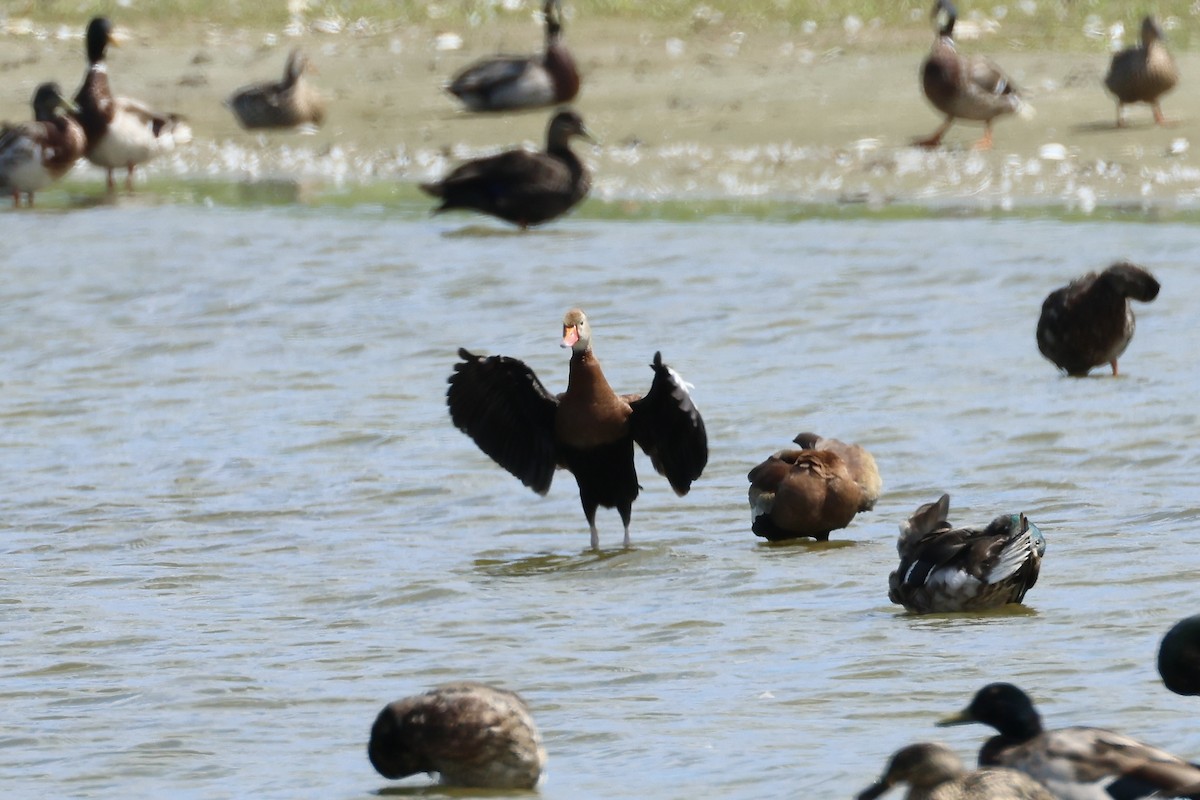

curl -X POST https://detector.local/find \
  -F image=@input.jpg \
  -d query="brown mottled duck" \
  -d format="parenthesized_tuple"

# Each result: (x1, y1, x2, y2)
(1105, 16, 1178, 127)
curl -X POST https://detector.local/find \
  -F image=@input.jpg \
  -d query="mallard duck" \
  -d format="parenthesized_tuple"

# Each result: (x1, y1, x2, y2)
(447, 308, 708, 550)
(226, 48, 326, 130)
(0, 83, 86, 207)
(747, 433, 880, 542)
(1036, 261, 1160, 377)
(916, 0, 1030, 149)
(1159, 614, 1200, 697)
(938, 683, 1200, 800)
(447, 0, 579, 112)
(420, 108, 592, 228)
(368, 682, 546, 789)
(1105, 16, 1178, 127)
(858, 742, 1055, 800)
(73, 17, 192, 191)
(888, 495, 1045, 614)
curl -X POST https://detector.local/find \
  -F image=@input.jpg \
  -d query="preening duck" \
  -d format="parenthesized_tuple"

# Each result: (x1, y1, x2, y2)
(447, 0, 580, 112)
(73, 17, 192, 191)
(0, 83, 86, 207)
(746, 432, 880, 542)
(1036, 261, 1160, 377)
(446, 308, 708, 550)
(916, 0, 1030, 149)
(1159, 614, 1200, 697)
(939, 683, 1200, 800)
(368, 682, 546, 789)
(227, 48, 326, 130)
(420, 108, 592, 228)
(888, 494, 1045, 614)
(857, 742, 1054, 800)
(1105, 16, 1178, 127)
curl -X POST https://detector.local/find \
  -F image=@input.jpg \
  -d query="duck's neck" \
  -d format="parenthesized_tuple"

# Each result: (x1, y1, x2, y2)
(566, 350, 615, 400)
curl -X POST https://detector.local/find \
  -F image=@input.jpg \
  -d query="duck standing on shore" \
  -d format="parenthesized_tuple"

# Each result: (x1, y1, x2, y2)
(0, 83, 86, 207)
(1105, 16, 1178, 127)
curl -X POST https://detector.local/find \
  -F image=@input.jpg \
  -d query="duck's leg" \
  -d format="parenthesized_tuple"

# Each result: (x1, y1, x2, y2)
(583, 502, 600, 551)
(105, 168, 116, 192)
(618, 505, 633, 550)
(1153, 102, 1170, 126)
(1115, 102, 1126, 128)
(1111, 358, 1119, 376)
(125, 164, 136, 192)
(972, 122, 995, 151)
(11, 189, 21, 208)
(914, 115, 954, 148)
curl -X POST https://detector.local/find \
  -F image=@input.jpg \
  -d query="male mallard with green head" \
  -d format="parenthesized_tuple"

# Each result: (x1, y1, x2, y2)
(916, 0, 1031, 149)
(0, 83, 86, 207)
(1105, 16, 1178, 127)
(73, 17, 192, 191)
(227, 48, 326, 130)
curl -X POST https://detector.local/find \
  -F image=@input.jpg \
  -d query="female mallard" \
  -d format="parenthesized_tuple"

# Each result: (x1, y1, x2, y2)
(888, 494, 1045, 614)
(227, 48, 326, 130)
(747, 433, 879, 542)
(1036, 261, 1160, 377)
(1105, 16, 1178, 127)
(916, 0, 1030, 149)
(73, 17, 191, 191)
(938, 683, 1200, 800)
(1158, 614, 1200, 697)
(858, 742, 1054, 800)
(368, 682, 546, 789)
(447, 0, 579, 112)
(420, 109, 592, 228)
(0, 83, 86, 207)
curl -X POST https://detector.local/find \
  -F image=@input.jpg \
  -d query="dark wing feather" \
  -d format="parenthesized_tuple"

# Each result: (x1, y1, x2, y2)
(449, 56, 535, 96)
(438, 149, 572, 194)
(628, 352, 708, 496)
(447, 348, 559, 494)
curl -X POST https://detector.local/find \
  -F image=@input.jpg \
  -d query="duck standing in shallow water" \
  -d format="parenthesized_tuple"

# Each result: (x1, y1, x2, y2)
(73, 17, 192, 192)
(447, 0, 579, 112)
(421, 109, 592, 228)
(888, 494, 1045, 614)
(0, 83, 86, 207)
(915, 0, 1030, 149)
(939, 683, 1200, 800)
(1158, 614, 1200, 697)
(368, 683, 546, 789)
(446, 308, 708, 550)
(227, 48, 326, 130)
(746, 432, 880, 542)
(857, 742, 1054, 800)
(1105, 16, 1178, 127)
(1036, 261, 1160, 377)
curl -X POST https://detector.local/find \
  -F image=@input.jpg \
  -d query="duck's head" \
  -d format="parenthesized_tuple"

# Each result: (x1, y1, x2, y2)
(543, 0, 564, 38)
(937, 683, 1043, 740)
(858, 743, 964, 800)
(366, 702, 430, 780)
(931, 0, 957, 37)
(31, 83, 78, 122)
(1158, 614, 1200, 697)
(1142, 16, 1166, 45)
(546, 109, 595, 148)
(561, 307, 592, 354)
(284, 49, 312, 83)
(85, 17, 120, 64)
(897, 493, 951, 553)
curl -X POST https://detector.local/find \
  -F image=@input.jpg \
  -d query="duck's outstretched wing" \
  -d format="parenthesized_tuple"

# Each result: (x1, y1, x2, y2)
(627, 352, 708, 496)
(447, 348, 559, 494)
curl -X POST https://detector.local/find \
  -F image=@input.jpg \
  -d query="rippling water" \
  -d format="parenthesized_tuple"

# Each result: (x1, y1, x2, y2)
(2, 206, 1198, 799)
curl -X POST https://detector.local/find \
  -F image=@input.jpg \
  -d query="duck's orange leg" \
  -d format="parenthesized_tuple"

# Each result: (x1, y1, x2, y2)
(1153, 102, 1170, 126)
(914, 115, 954, 148)
(972, 122, 995, 150)
(1111, 359, 1119, 376)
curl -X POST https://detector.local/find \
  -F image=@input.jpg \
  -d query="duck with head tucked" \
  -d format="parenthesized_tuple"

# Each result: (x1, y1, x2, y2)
(73, 17, 192, 192)
(939, 683, 1200, 800)
(368, 682, 546, 790)
(421, 108, 592, 229)
(227, 48, 326, 130)
(0, 83, 86, 207)
(1105, 16, 1178, 128)
(1159, 614, 1200, 697)
(1036, 261, 1160, 377)
(916, 0, 1031, 149)
(858, 742, 1054, 800)
(888, 494, 1045, 614)
(447, 0, 579, 113)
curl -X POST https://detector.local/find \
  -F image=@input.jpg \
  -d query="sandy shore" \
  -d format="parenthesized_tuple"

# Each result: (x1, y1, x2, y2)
(3, 15, 1200, 212)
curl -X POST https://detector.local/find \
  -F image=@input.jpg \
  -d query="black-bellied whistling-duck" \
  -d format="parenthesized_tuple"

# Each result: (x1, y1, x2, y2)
(1036, 261, 1160, 377)
(792, 432, 882, 511)
(857, 742, 1054, 800)
(227, 48, 326, 130)
(1159, 615, 1200, 697)
(1106, 16, 1178, 127)
(938, 683, 1200, 800)
(420, 109, 592, 229)
(0, 83, 86, 207)
(915, 0, 1031, 150)
(446, 308, 708, 550)
(368, 683, 546, 789)
(73, 17, 191, 192)
(447, 0, 579, 113)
